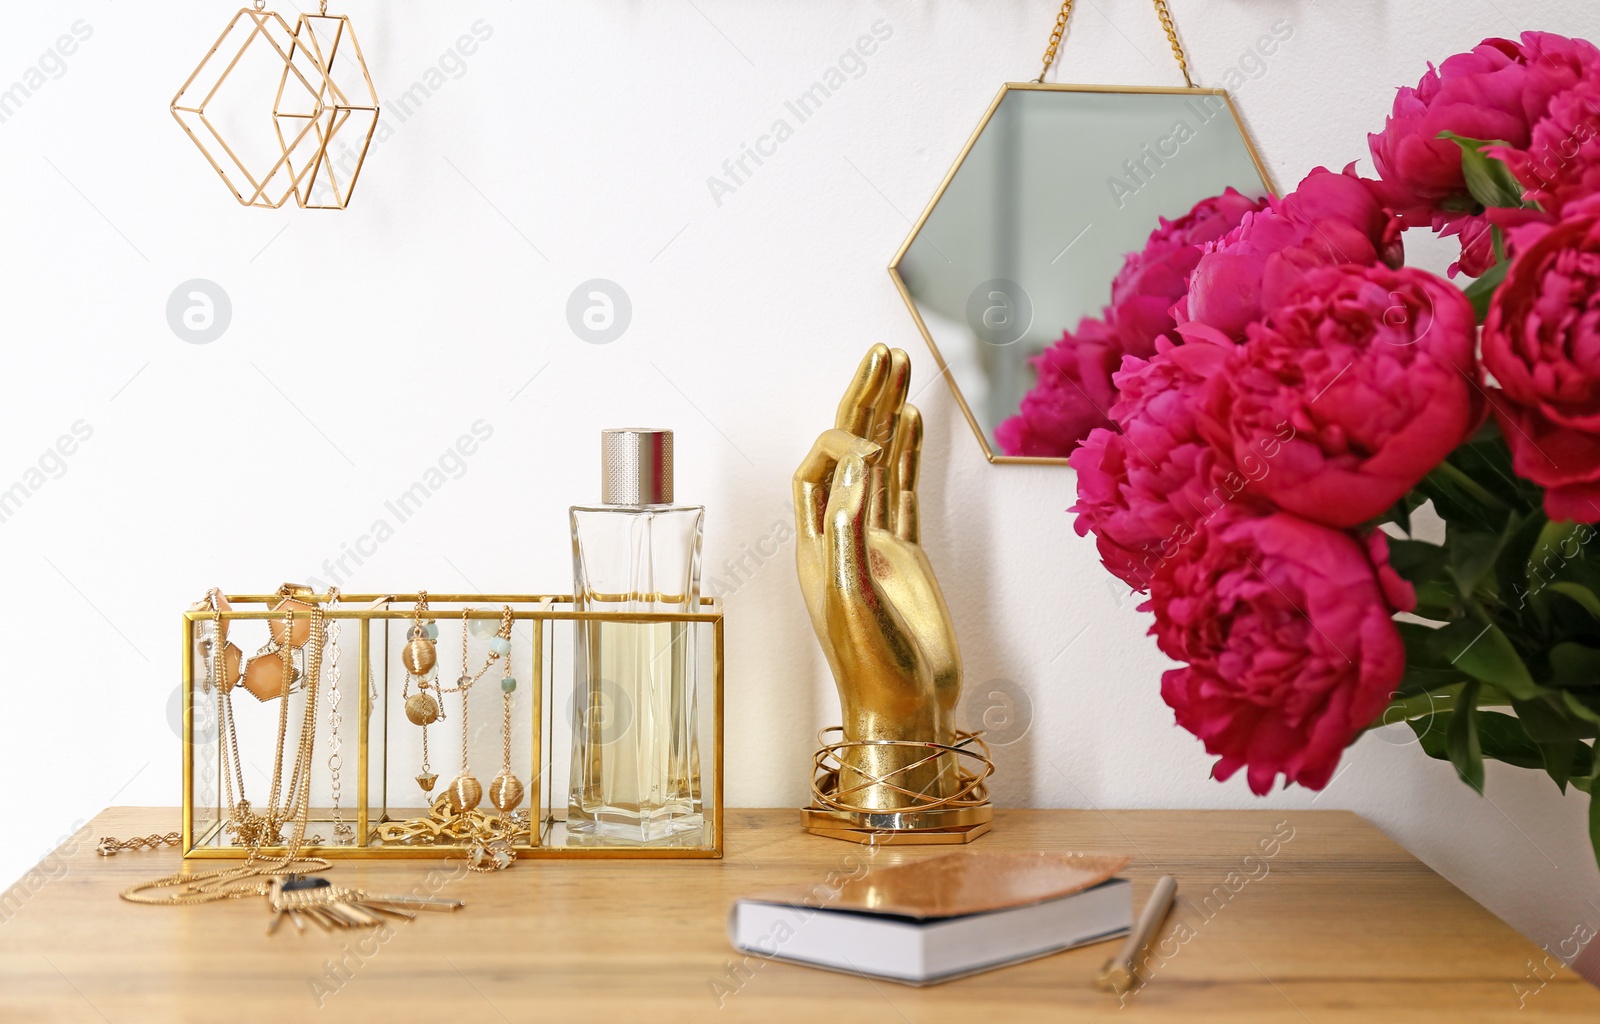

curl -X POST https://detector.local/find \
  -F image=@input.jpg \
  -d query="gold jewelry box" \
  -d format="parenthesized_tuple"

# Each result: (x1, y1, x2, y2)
(181, 592, 724, 860)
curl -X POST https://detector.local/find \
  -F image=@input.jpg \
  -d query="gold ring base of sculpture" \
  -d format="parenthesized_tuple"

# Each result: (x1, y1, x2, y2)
(802, 728, 995, 845)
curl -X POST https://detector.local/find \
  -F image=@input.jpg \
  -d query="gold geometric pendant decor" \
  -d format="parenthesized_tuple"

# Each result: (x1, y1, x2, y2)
(279, 8, 379, 209)
(172, 3, 379, 210)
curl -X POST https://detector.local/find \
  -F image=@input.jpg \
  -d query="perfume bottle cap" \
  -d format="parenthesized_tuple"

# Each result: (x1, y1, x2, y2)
(601, 428, 673, 505)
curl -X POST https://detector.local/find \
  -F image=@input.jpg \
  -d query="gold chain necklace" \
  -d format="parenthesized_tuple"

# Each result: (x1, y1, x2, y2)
(113, 589, 465, 931)
(123, 601, 330, 907)
(375, 605, 524, 870)
(433, 606, 512, 813)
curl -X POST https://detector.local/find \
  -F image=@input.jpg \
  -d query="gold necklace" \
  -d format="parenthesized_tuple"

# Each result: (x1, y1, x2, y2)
(489, 642, 524, 813)
(118, 589, 465, 931)
(125, 601, 331, 906)
(401, 591, 442, 796)
(432, 606, 512, 813)
(373, 606, 524, 870)
(373, 795, 529, 872)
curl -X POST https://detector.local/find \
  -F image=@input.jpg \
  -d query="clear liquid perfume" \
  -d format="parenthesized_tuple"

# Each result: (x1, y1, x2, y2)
(569, 428, 705, 841)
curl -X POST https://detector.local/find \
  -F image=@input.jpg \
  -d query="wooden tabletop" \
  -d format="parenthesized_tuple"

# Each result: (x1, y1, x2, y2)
(2, 807, 1596, 1022)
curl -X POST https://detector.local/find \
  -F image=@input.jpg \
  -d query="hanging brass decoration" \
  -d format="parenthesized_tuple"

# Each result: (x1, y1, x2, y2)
(172, 3, 379, 211)
(172, 4, 328, 208)
(278, 5, 380, 209)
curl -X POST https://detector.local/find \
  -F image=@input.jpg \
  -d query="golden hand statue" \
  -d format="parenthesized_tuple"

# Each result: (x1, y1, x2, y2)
(793, 345, 962, 810)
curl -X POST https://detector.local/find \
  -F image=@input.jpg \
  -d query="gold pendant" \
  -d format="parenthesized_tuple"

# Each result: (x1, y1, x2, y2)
(402, 637, 437, 675)
(268, 597, 315, 648)
(415, 771, 438, 794)
(488, 771, 524, 813)
(404, 692, 440, 725)
(447, 773, 482, 813)
(241, 654, 300, 703)
(268, 875, 462, 934)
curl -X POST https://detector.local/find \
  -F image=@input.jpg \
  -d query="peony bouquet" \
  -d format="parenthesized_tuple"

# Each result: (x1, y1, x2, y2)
(1011, 32, 1600, 868)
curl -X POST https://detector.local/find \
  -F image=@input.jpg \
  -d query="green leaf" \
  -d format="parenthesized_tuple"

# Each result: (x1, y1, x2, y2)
(1453, 434, 1539, 513)
(1418, 466, 1504, 531)
(1551, 642, 1600, 688)
(1498, 511, 1550, 615)
(1511, 697, 1597, 791)
(1381, 685, 1459, 724)
(1566, 691, 1600, 724)
(1512, 696, 1596, 742)
(1388, 538, 1457, 617)
(1448, 523, 1510, 597)
(1407, 706, 1568, 781)
(1396, 667, 1464, 698)
(1388, 538, 1450, 581)
(1465, 264, 1508, 321)
(1448, 681, 1486, 791)
(1409, 714, 1451, 761)
(1528, 520, 1586, 585)
(1397, 620, 1454, 670)
(1575, 741, 1596, 782)
(1438, 620, 1541, 700)
(1548, 581, 1600, 621)
(1541, 736, 1596, 793)
(1476, 711, 1552, 772)
(1542, 739, 1577, 791)
(1439, 131, 1527, 208)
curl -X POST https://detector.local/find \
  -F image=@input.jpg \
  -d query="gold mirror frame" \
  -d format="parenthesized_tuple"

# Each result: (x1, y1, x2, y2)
(887, 82, 1277, 465)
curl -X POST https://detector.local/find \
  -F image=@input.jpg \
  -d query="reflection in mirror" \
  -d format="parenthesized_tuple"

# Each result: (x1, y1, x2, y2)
(890, 85, 1272, 462)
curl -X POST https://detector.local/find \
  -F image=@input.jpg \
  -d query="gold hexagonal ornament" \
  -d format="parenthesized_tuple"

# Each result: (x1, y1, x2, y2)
(172, 7, 329, 209)
(172, 5, 379, 210)
(278, 12, 380, 210)
(887, 82, 1276, 465)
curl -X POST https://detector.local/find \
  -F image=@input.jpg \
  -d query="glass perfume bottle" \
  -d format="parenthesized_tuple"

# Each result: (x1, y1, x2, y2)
(569, 428, 705, 841)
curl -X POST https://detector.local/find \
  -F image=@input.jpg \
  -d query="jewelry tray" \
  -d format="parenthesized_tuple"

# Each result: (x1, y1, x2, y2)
(182, 593, 723, 860)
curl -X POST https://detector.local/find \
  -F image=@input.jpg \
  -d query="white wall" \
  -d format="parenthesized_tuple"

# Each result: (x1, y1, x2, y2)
(3, 0, 1597, 976)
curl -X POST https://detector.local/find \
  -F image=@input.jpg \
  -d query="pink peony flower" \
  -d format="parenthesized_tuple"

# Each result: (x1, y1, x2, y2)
(1492, 72, 1600, 219)
(1184, 167, 1403, 341)
(994, 314, 1120, 457)
(997, 189, 1265, 457)
(1105, 187, 1269, 354)
(1368, 32, 1597, 276)
(1149, 512, 1413, 795)
(1194, 263, 1481, 528)
(1482, 209, 1600, 522)
(1070, 339, 1270, 591)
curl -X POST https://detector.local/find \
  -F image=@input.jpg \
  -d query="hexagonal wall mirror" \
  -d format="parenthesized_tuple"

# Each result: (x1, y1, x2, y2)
(889, 83, 1274, 464)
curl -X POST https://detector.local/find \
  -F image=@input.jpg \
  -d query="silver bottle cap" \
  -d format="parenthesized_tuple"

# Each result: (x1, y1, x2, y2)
(601, 428, 673, 505)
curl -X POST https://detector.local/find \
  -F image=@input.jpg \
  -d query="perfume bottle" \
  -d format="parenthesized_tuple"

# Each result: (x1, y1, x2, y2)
(569, 428, 705, 841)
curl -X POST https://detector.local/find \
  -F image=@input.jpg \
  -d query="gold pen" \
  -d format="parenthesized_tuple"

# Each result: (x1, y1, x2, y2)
(1095, 874, 1178, 993)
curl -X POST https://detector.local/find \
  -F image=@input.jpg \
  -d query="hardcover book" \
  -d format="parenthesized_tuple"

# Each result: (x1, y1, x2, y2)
(728, 850, 1132, 985)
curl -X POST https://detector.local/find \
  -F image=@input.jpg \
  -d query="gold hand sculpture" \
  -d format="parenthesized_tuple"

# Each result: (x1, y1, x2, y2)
(794, 345, 963, 810)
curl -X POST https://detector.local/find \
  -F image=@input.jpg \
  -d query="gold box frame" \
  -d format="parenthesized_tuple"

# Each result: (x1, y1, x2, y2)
(182, 593, 724, 860)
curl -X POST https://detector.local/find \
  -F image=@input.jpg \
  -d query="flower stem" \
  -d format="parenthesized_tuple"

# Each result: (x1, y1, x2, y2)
(1374, 689, 1460, 728)
(1430, 459, 1510, 511)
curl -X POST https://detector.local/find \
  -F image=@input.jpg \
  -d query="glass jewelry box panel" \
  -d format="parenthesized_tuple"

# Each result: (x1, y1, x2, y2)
(182, 594, 722, 859)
